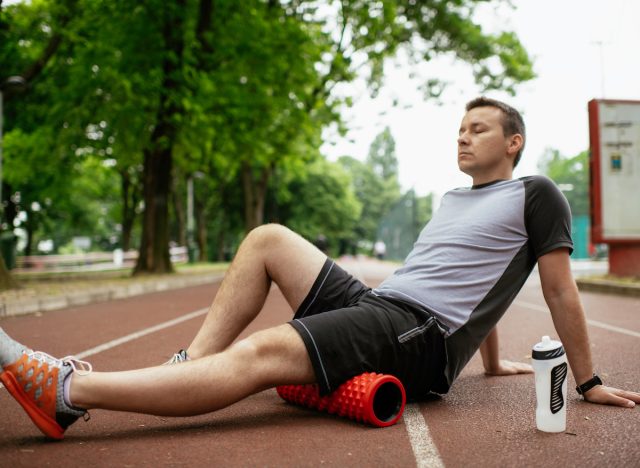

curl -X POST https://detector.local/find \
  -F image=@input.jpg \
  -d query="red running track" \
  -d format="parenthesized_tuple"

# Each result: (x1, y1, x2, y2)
(0, 258, 638, 467)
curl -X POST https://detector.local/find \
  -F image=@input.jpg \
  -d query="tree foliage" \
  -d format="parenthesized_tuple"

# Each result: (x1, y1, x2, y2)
(538, 148, 589, 217)
(0, 0, 535, 289)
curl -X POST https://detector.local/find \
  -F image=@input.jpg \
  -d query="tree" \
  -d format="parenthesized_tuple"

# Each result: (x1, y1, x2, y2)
(133, 0, 187, 274)
(0, 0, 82, 289)
(367, 126, 398, 180)
(538, 148, 589, 216)
(276, 157, 362, 254)
(337, 127, 402, 247)
(191, 0, 536, 235)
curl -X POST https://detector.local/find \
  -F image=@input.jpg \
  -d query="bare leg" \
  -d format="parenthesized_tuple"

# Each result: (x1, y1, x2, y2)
(186, 224, 326, 359)
(72, 325, 314, 416)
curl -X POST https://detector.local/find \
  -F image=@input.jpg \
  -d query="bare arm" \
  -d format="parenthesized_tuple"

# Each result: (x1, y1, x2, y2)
(538, 248, 640, 407)
(480, 326, 533, 376)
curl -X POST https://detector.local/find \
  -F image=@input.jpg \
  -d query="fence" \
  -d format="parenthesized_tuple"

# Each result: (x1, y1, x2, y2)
(14, 246, 188, 273)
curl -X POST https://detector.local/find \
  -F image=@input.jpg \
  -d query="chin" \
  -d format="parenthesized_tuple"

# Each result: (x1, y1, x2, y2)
(457, 161, 473, 176)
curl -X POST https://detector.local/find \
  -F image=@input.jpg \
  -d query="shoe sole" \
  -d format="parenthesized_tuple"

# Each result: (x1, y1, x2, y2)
(0, 370, 65, 440)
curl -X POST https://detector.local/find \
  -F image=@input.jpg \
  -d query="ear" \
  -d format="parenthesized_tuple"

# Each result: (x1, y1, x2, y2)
(506, 134, 523, 156)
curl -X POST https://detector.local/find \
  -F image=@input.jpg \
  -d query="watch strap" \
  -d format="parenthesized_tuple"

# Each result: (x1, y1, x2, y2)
(576, 374, 603, 395)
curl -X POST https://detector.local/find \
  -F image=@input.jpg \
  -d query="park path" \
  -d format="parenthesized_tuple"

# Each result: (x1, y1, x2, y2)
(0, 257, 638, 467)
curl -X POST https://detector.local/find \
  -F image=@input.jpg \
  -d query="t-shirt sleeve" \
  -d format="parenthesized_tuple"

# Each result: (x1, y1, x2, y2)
(523, 176, 574, 258)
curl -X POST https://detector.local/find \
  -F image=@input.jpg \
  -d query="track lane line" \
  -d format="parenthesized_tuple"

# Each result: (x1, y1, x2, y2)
(514, 300, 640, 339)
(0, 307, 209, 390)
(403, 404, 445, 468)
(75, 307, 209, 359)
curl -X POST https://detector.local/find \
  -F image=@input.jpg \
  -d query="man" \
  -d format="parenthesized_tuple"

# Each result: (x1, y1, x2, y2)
(1, 97, 638, 440)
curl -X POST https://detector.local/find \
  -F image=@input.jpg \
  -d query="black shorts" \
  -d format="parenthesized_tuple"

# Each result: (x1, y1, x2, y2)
(289, 259, 447, 400)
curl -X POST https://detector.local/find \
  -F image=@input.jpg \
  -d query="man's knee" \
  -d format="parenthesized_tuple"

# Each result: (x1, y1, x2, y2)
(245, 223, 292, 250)
(231, 325, 314, 384)
(235, 325, 301, 360)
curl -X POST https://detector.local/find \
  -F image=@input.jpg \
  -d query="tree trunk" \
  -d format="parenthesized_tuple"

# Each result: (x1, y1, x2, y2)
(24, 215, 35, 257)
(134, 146, 174, 274)
(133, 1, 185, 275)
(3, 183, 18, 229)
(0, 256, 18, 291)
(120, 168, 139, 252)
(241, 162, 271, 232)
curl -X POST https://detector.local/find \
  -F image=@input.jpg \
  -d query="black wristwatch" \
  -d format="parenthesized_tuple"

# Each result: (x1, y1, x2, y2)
(576, 374, 603, 396)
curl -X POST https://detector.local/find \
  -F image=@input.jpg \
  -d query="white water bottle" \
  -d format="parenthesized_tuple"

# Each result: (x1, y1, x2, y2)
(531, 336, 568, 432)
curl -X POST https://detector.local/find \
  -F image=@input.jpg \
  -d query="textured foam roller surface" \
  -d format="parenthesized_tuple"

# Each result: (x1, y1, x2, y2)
(276, 372, 406, 427)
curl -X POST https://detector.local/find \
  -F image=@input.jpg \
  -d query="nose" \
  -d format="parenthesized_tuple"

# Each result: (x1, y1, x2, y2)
(458, 131, 469, 146)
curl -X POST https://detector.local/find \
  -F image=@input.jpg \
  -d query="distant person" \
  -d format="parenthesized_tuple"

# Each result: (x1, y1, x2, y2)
(373, 240, 386, 260)
(1, 97, 638, 440)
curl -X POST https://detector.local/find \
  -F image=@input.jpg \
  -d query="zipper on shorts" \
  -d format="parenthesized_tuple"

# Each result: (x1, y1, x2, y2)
(398, 317, 436, 343)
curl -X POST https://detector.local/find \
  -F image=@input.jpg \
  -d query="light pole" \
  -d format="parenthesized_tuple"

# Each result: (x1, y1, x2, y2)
(186, 171, 204, 263)
(0, 76, 27, 213)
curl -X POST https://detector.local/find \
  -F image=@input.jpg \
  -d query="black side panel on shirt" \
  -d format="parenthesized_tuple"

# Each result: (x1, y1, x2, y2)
(522, 176, 574, 257)
(442, 176, 574, 389)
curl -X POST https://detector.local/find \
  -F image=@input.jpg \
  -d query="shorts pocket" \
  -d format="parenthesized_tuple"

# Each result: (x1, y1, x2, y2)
(397, 316, 436, 343)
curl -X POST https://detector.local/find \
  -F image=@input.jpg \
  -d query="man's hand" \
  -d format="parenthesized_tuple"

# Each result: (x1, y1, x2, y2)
(484, 359, 533, 376)
(582, 385, 640, 408)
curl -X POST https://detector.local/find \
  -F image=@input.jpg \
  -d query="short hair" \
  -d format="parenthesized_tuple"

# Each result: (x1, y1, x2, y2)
(465, 97, 526, 167)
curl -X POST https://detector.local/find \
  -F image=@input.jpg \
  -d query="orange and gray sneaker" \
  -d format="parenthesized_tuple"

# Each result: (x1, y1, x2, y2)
(0, 327, 92, 440)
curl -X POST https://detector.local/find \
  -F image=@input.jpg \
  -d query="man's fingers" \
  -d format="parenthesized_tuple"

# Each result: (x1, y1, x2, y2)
(585, 386, 639, 408)
(504, 361, 533, 374)
(514, 362, 534, 374)
(605, 393, 636, 408)
(486, 360, 534, 376)
(613, 389, 640, 405)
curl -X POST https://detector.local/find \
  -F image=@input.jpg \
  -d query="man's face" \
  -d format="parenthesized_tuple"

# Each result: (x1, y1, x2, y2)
(457, 106, 513, 178)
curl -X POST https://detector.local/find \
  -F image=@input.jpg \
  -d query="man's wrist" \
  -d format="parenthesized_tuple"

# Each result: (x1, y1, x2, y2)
(576, 374, 603, 397)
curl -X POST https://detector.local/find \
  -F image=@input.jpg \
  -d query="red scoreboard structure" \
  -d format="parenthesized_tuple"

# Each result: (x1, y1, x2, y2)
(588, 99, 640, 276)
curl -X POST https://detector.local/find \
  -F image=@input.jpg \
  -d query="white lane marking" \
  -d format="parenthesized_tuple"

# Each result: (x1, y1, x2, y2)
(75, 308, 209, 359)
(403, 404, 445, 468)
(0, 308, 208, 390)
(514, 301, 640, 339)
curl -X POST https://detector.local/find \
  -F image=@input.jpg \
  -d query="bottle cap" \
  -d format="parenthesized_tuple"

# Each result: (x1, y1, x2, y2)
(532, 335, 565, 360)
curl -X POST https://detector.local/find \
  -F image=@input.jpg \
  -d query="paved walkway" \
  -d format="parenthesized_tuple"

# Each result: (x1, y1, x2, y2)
(0, 268, 225, 318)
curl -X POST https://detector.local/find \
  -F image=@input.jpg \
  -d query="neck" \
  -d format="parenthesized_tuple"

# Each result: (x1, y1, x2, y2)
(471, 167, 513, 186)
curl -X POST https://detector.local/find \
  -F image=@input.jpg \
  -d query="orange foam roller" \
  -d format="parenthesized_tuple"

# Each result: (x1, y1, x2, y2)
(276, 372, 406, 427)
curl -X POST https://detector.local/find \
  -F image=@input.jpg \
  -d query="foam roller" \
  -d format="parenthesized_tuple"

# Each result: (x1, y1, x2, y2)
(276, 372, 406, 427)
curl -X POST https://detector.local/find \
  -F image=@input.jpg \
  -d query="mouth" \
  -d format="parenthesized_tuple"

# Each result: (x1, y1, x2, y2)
(458, 152, 472, 158)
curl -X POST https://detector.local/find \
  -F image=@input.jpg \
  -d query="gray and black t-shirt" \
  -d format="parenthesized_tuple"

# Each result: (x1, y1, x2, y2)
(374, 176, 573, 390)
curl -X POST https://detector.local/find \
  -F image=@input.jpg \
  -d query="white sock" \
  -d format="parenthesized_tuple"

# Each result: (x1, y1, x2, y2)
(63, 372, 74, 408)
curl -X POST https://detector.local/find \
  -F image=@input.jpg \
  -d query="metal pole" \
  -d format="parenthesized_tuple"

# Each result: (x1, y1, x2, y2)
(592, 41, 607, 98)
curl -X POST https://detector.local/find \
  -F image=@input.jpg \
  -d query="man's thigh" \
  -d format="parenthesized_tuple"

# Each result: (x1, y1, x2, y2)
(293, 259, 370, 319)
(258, 225, 328, 311)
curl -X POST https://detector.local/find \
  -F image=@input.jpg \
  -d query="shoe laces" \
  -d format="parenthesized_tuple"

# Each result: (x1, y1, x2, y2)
(166, 349, 189, 365)
(26, 351, 93, 376)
